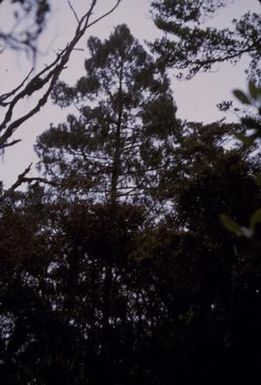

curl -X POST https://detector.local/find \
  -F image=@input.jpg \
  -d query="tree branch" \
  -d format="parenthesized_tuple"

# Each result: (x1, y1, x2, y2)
(0, 0, 122, 150)
(0, 163, 32, 201)
(68, 0, 80, 24)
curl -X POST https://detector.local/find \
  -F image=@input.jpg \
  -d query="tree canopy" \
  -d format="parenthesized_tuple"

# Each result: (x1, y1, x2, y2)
(36, 24, 179, 209)
(0, 1, 260, 384)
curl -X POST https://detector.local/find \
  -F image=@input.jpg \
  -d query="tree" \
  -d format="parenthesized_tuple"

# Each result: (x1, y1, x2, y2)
(1, 2, 260, 384)
(153, 118, 261, 382)
(151, 0, 261, 82)
(35, 24, 179, 209)
(33, 25, 179, 383)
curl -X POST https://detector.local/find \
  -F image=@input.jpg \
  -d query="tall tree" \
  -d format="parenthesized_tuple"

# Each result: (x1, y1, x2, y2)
(34, 26, 179, 383)
(36, 24, 179, 209)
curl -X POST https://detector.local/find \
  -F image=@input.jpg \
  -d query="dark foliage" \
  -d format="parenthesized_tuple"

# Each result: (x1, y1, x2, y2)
(0, 4, 261, 385)
(151, 0, 261, 82)
(36, 24, 179, 209)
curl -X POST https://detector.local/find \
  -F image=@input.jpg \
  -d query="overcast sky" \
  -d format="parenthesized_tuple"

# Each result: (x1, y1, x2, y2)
(0, 0, 260, 188)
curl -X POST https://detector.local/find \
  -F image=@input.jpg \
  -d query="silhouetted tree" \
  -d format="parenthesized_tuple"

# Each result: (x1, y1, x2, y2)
(33, 25, 179, 383)
(36, 24, 179, 209)
(0, 3, 261, 384)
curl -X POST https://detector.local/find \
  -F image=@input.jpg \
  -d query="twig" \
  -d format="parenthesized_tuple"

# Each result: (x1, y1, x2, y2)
(85, 0, 122, 31)
(68, 0, 80, 24)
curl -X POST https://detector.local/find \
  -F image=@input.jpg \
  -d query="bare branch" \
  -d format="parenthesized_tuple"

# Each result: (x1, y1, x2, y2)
(0, 163, 32, 201)
(0, 68, 34, 106)
(68, 0, 80, 24)
(23, 176, 58, 187)
(0, 0, 122, 150)
(85, 0, 122, 30)
(0, 139, 21, 149)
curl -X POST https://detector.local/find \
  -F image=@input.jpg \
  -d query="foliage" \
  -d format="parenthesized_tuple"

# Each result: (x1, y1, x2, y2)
(220, 81, 261, 240)
(151, 0, 261, 82)
(2, 117, 260, 383)
(36, 24, 179, 208)
(0, 2, 261, 384)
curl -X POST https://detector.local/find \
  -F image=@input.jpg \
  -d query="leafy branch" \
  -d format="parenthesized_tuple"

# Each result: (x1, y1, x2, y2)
(220, 81, 261, 238)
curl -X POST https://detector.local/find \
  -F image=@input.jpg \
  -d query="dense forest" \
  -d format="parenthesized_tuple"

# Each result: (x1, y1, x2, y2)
(0, 1, 260, 384)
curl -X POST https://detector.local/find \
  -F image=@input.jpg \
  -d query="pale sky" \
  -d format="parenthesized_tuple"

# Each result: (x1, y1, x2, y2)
(0, 0, 260, 187)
